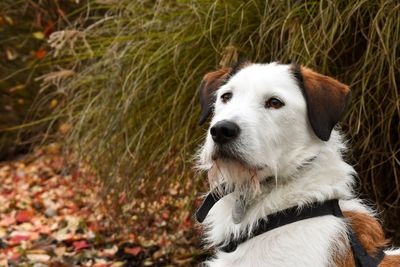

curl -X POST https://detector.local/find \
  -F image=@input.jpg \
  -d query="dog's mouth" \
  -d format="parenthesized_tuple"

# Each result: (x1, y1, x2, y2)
(211, 146, 264, 171)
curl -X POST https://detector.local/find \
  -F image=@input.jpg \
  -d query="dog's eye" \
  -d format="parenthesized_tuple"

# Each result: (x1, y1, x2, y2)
(221, 92, 232, 103)
(265, 97, 284, 109)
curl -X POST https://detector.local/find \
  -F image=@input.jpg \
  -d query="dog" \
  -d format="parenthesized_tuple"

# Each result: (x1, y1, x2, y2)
(195, 61, 400, 267)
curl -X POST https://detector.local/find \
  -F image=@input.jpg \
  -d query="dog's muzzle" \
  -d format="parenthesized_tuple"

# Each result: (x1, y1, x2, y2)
(210, 120, 240, 144)
(210, 120, 246, 163)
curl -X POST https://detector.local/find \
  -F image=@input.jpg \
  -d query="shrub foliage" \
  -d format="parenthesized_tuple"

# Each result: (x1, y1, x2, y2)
(3, 1, 400, 241)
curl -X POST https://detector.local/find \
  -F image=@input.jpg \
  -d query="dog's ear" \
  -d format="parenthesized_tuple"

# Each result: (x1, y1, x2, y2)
(198, 67, 231, 125)
(291, 65, 352, 141)
(198, 58, 251, 125)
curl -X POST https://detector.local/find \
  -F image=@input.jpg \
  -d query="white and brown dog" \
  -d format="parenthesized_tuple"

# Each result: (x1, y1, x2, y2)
(195, 61, 400, 267)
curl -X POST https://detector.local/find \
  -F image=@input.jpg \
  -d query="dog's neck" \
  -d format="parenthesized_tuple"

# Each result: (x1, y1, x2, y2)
(203, 132, 356, 246)
(252, 146, 354, 215)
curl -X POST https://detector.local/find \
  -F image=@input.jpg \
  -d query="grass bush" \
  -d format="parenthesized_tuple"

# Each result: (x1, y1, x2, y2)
(14, 1, 400, 241)
(0, 0, 84, 160)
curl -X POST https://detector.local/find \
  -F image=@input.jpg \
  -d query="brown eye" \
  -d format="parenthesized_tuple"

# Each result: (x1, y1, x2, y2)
(221, 92, 232, 103)
(265, 97, 284, 109)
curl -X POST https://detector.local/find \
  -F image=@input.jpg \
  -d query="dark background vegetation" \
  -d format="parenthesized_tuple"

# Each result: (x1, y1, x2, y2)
(1, 0, 399, 243)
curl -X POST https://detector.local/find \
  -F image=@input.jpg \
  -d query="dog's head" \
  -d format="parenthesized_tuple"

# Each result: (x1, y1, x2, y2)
(197, 62, 351, 188)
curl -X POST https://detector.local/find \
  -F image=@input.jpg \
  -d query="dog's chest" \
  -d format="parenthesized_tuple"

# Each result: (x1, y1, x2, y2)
(204, 196, 347, 267)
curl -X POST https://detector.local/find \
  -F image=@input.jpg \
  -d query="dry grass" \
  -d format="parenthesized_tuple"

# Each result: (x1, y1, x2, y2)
(3, 0, 400, 241)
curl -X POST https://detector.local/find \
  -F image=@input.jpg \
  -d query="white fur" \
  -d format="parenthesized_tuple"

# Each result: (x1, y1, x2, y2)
(196, 63, 388, 266)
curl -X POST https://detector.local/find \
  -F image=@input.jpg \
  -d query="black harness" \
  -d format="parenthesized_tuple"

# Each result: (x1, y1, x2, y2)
(196, 189, 385, 267)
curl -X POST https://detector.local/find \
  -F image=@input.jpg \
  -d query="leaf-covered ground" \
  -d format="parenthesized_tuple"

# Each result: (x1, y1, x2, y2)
(0, 145, 207, 266)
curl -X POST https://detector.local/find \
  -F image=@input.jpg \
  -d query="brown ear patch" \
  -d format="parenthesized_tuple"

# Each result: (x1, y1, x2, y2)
(198, 67, 231, 125)
(291, 65, 352, 141)
(198, 60, 251, 125)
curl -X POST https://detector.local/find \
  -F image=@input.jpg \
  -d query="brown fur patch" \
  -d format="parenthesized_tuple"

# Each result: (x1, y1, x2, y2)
(201, 67, 231, 100)
(343, 211, 389, 255)
(292, 66, 351, 141)
(198, 67, 231, 124)
(380, 254, 400, 266)
(198, 61, 252, 125)
(335, 247, 355, 267)
(334, 211, 395, 267)
(301, 67, 350, 95)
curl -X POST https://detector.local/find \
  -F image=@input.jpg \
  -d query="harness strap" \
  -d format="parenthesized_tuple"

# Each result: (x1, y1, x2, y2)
(330, 200, 385, 267)
(219, 199, 341, 252)
(348, 227, 385, 267)
(195, 184, 232, 223)
(196, 193, 385, 267)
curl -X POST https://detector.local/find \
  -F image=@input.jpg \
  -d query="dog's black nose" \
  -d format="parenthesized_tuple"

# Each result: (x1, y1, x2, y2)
(210, 120, 240, 144)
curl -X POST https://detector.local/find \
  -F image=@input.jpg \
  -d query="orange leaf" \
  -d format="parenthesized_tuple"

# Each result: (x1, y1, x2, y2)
(16, 210, 34, 223)
(35, 49, 46, 59)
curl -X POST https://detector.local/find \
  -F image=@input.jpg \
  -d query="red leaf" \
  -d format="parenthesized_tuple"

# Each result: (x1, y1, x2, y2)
(44, 21, 54, 36)
(10, 251, 21, 260)
(118, 192, 126, 204)
(181, 213, 192, 229)
(124, 246, 142, 256)
(15, 210, 34, 223)
(35, 49, 46, 59)
(9, 235, 30, 245)
(161, 211, 169, 220)
(73, 240, 90, 251)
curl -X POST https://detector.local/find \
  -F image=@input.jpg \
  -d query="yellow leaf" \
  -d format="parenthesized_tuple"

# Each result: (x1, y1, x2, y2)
(50, 99, 58, 108)
(33, 31, 45, 40)
(58, 123, 72, 135)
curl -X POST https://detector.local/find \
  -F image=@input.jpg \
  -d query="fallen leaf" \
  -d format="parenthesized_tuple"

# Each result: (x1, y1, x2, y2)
(16, 210, 34, 223)
(33, 31, 45, 40)
(124, 246, 142, 256)
(58, 123, 72, 135)
(8, 84, 25, 93)
(44, 21, 54, 36)
(27, 253, 51, 262)
(54, 246, 66, 257)
(73, 240, 90, 251)
(98, 245, 118, 257)
(35, 49, 46, 59)
(10, 251, 21, 260)
(0, 214, 16, 226)
(9, 235, 30, 245)
(0, 227, 6, 238)
(50, 99, 58, 108)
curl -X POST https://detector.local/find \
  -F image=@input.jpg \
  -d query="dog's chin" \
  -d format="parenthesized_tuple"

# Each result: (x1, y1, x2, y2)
(208, 149, 266, 190)
(211, 148, 264, 171)
(212, 153, 246, 169)
(213, 156, 260, 171)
